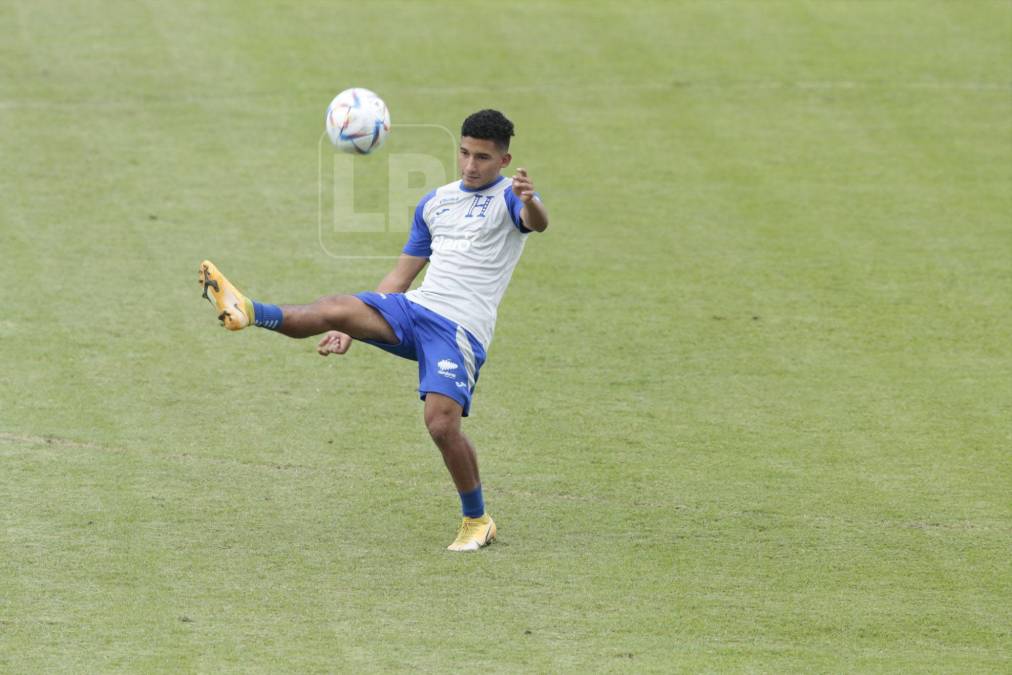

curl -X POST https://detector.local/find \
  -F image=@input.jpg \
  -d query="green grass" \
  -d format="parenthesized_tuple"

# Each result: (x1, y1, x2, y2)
(2, 0, 1010, 671)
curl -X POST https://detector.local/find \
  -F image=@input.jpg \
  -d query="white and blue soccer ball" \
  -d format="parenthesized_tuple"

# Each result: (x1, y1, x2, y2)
(325, 87, 390, 155)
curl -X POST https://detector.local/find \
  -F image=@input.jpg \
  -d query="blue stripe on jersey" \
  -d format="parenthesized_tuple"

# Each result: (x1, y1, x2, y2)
(402, 189, 437, 257)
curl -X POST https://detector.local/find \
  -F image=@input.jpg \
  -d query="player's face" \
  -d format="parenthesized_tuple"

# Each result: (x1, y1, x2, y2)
(458, 137, 511, 189)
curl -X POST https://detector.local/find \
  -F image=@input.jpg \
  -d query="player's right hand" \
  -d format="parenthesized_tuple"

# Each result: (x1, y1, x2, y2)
(317, 331, 353, 356)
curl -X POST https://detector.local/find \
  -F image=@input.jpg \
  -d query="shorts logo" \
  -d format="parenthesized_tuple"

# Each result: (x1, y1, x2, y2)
(437, 359, 459, 379)
(455, 381, 468, 389)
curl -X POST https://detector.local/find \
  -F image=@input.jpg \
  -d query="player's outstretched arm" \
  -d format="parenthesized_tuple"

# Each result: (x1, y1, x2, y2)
(513, 168, 549, 232)
(317, 255, 428, 357)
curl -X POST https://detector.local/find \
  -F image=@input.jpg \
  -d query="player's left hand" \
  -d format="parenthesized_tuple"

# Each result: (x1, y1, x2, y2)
(317, 330, 353, 356)
(511, 168, 536, 203)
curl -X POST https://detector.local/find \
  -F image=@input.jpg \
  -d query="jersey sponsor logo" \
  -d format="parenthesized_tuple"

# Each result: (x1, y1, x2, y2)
(437, 359, 459, 379)
(431, 234, 475, 253)
(465, 195, 494, 218)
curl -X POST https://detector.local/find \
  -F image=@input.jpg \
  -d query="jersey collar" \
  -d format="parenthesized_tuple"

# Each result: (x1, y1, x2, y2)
(459, 174, 506, 193)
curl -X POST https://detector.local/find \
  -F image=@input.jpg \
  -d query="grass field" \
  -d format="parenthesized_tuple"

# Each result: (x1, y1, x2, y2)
(2, 1, 1010, 671)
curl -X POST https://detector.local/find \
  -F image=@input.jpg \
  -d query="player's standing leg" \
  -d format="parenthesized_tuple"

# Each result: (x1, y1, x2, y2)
(424, 393, 496, 551)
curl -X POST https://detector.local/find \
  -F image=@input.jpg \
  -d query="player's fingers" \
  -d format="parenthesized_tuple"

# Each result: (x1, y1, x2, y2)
(516, 167, 527, 177)
(319, 334, 338, 353)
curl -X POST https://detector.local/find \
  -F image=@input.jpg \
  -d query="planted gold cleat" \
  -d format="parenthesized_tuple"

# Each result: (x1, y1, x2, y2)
(447, 514, 496, 552)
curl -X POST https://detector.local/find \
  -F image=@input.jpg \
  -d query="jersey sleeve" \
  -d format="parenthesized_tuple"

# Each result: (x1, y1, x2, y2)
(503, 186, 541, 233)
(402, 190, 436, 257)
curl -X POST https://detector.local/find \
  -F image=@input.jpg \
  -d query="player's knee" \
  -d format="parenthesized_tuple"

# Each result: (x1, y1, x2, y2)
(424, 408, 459, 445)
(316, 294, 355, 324)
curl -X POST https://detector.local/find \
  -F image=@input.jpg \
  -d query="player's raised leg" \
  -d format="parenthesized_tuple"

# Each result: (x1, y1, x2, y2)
(198, 260, 397, 343)
(424, 393, 496, 551)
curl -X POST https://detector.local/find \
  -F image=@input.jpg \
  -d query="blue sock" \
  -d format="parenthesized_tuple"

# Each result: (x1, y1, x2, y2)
(252, 300, 284, 330)
(459, 485, 485, 518)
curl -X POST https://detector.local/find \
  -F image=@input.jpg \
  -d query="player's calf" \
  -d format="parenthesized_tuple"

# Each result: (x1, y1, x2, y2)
(277, 295, 367, 339)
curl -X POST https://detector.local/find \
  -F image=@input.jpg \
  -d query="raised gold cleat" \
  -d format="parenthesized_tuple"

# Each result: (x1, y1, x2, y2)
(199, 260, 251, 331)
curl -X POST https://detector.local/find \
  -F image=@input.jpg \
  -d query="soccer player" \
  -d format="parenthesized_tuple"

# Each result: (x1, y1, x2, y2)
(198, 109, 548, 551)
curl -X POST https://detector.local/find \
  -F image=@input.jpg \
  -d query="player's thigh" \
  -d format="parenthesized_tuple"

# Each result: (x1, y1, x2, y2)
(330, 295, 398, 343)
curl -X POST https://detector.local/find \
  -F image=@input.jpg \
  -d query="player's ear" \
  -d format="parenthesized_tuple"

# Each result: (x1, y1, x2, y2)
(501, 152, 511, 168)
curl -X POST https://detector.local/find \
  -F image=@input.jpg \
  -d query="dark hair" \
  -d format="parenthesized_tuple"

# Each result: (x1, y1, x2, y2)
(461, 109, 514, 151)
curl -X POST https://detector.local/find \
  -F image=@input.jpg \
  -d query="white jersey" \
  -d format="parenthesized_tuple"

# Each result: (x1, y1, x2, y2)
(402, 175, 540, 349)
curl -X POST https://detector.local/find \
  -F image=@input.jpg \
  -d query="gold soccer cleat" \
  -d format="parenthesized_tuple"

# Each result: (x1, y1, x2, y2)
(199, 260, 252, 331)
(447, 514, 496, 552)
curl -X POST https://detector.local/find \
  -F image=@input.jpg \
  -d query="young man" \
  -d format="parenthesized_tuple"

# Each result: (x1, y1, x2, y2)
(198, 109, 548, 551)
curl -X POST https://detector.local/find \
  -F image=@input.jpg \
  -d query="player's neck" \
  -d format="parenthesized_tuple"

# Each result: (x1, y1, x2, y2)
(460, 175, 504, 193)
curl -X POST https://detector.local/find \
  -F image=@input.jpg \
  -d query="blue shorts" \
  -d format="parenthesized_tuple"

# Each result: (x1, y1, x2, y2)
(354, 292, 487, 416)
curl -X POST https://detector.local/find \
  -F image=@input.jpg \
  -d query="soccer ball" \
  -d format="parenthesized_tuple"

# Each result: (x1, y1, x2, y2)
(325, 88, 391, 155)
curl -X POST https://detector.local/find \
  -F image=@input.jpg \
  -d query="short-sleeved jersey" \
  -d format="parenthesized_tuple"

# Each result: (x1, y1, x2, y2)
(402, 175, 540, 349)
